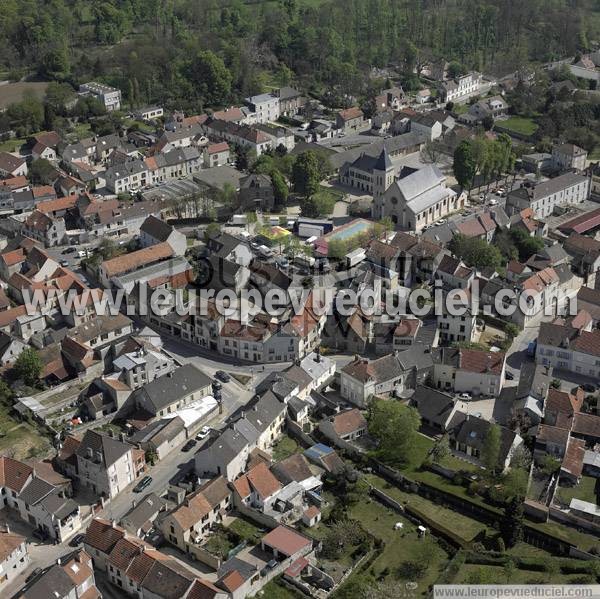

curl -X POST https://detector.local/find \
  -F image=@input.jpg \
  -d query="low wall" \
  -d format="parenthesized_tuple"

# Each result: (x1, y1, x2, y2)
(189, 544, 221, 570)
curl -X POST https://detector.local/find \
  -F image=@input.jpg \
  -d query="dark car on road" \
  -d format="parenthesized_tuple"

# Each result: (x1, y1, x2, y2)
(133, 476, 152, 493)
(69, 533, 85, 547)
(215, 370, 231, 383)
(182, 439, 197, 452)
(505, 371, 514, 380)
(26, 568, 42, 583)
(582, 383, 596, 393)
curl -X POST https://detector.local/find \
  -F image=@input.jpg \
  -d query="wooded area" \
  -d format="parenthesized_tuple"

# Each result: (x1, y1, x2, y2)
(1, 0, 599, 112)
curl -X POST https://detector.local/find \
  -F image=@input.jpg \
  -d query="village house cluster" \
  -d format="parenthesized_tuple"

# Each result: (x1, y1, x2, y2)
(3, 43, 600, 598)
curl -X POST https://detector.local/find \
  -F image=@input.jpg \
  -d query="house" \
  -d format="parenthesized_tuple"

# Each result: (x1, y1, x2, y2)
(195, 392, 286, 480)
(375, 87, 405, 112)
(340, 346, 433, 407)
(339, 149, 393, 195)
(451, 415, 522, 471)
(433, 347, 506, 396)
(22, 210, 67, 247)
(203, 142, 230, 169)
(372, 158, 463, 231)
(440, 72, 482, 103)
(276, 87, 305, 117)
(411, 385, 459, 432)
(238, 173, 275, 211)
(318, 409, 367, 443)
(128, 364, 212, 418)
(161, 476, 231, 552)
(204, 119, 273, 156)
(435, 254, 474, 289)
(302, 506, 321, 528)
(0, 529, 28, 588)
(552, 143, 587, 172)
(506, 173, 590, 219)
(261, 525, 312, 560)
(231, 462, 282, 510)
(536, 321, 600, 378)
(129, 417, 187, 461)
(245, 93, 280, 124)
(119, 492, 168, 538)
(467, 95, 508, 122)
(0, 332, 26, 366)
(410, 113, 443, 140)
(99, 242, 174, 288)
(139, 215, 186, 256)
(16, 549, 99, 599)
(0, 152, 27, 178)
(79, 82, 121, 111)
(75, 430, 145, 499)
(136, 106, 164, 121)
(255, 123, 295, 152)
(336, 107, 365, 133)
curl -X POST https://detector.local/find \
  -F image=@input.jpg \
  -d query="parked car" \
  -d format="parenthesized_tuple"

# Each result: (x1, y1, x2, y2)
(458, 393, 471, 400)
(196, 426, 211, 440)
(62, 247, 77, 254)
(26, 568, 42, 583)
(505, 371, 514, 380)
(582, 383, 596, 393)
(182, 439, 197, 452)
(215, 370, 231, 383)
(488, 199, 498, 206)
(31, 529, 46, 541)
(69, 533, 85, 547)
(60, 260, 69, 267)
(133, 476, 152, 493)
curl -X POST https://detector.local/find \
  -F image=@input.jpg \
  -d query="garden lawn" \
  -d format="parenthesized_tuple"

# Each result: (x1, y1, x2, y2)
(364, 473, 487, 544)
(555, 476, 597, 506)
(342, 498, 450, 594)
(498, 117, 538, 136)
(258, 579, 304, 598)
(272, 435, 299, 461)
(228, 517, 262, 543)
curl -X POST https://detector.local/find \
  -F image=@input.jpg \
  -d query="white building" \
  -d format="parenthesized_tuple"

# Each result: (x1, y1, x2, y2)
(441, 72, 482, 103)
(506, 172, 590, 219)
(433, 347, 506, 396)
(79, 82, 122, 112)
(245, 93, 280, 124)
(0, 530, 28, 588)
(537, 321, 600, 378)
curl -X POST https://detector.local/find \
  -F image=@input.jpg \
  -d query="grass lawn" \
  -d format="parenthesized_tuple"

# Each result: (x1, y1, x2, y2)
(555, 476, 598, 507)
(0, 136, 27, 153)
(342, 498, 450, 594)
(0, 399, 51, 461)
(272, 435, 299, 461)
(455, 562, 595, 585)
(203, 529, 235, 559)
(70, 121, 93, 140)
(228, 517, 263, 543)
(364, 473, 487, 544)
(257, 579, 304, 598)
(498, 116, 538, 136)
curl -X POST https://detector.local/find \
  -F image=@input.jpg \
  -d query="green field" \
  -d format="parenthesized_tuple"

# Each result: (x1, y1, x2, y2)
(0, 399, 51, 461)
(498, 117, 538, 136)
(555, 476, 598, 507)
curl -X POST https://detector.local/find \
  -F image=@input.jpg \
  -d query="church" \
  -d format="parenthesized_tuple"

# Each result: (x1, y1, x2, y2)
(370, 148, 464, 232)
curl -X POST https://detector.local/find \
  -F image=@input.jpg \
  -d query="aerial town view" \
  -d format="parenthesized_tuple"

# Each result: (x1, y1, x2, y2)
(4, 1, 600, 597)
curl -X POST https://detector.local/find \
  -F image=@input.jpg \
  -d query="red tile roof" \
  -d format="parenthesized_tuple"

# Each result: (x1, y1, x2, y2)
(330, 408, 367, 437)
(0, 457, 33, 492)
(338, 107, 364, 122)
(558, 207, 600, 235)
(458, 348, 505, 375)
(262, 525, 311, 557)
(101, 242, 173, 277)
(84, 518, 125, 554)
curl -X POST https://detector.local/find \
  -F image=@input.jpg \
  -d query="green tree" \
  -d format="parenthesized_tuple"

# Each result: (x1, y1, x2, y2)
(449, 234, 503, 269)
(501, 468, 529, 501)
(188, 50, 232, 106)
(14, 348, 43, 387)
(292, 151, 322, 197)
(501, 497, 524, 548)
(29, 159, 56, 185)
(271, 170, 289, 206)
(504, 323, 520, 340)
(430, 435, 451, 463)
(368, 400, 421, 466)
(482, 423, 501, 473)
(301, 192, 335, 217)
(453, 141, 476, 189)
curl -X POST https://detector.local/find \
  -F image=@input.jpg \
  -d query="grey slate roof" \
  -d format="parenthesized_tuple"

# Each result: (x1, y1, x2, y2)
(120, 492, 167, 533)
(21, 564, 74, 599)
(18, 477, 55, 506)
(76, 430, 132, 467)
(136, 364, 212, 413)
(140, 215, 173, 242)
